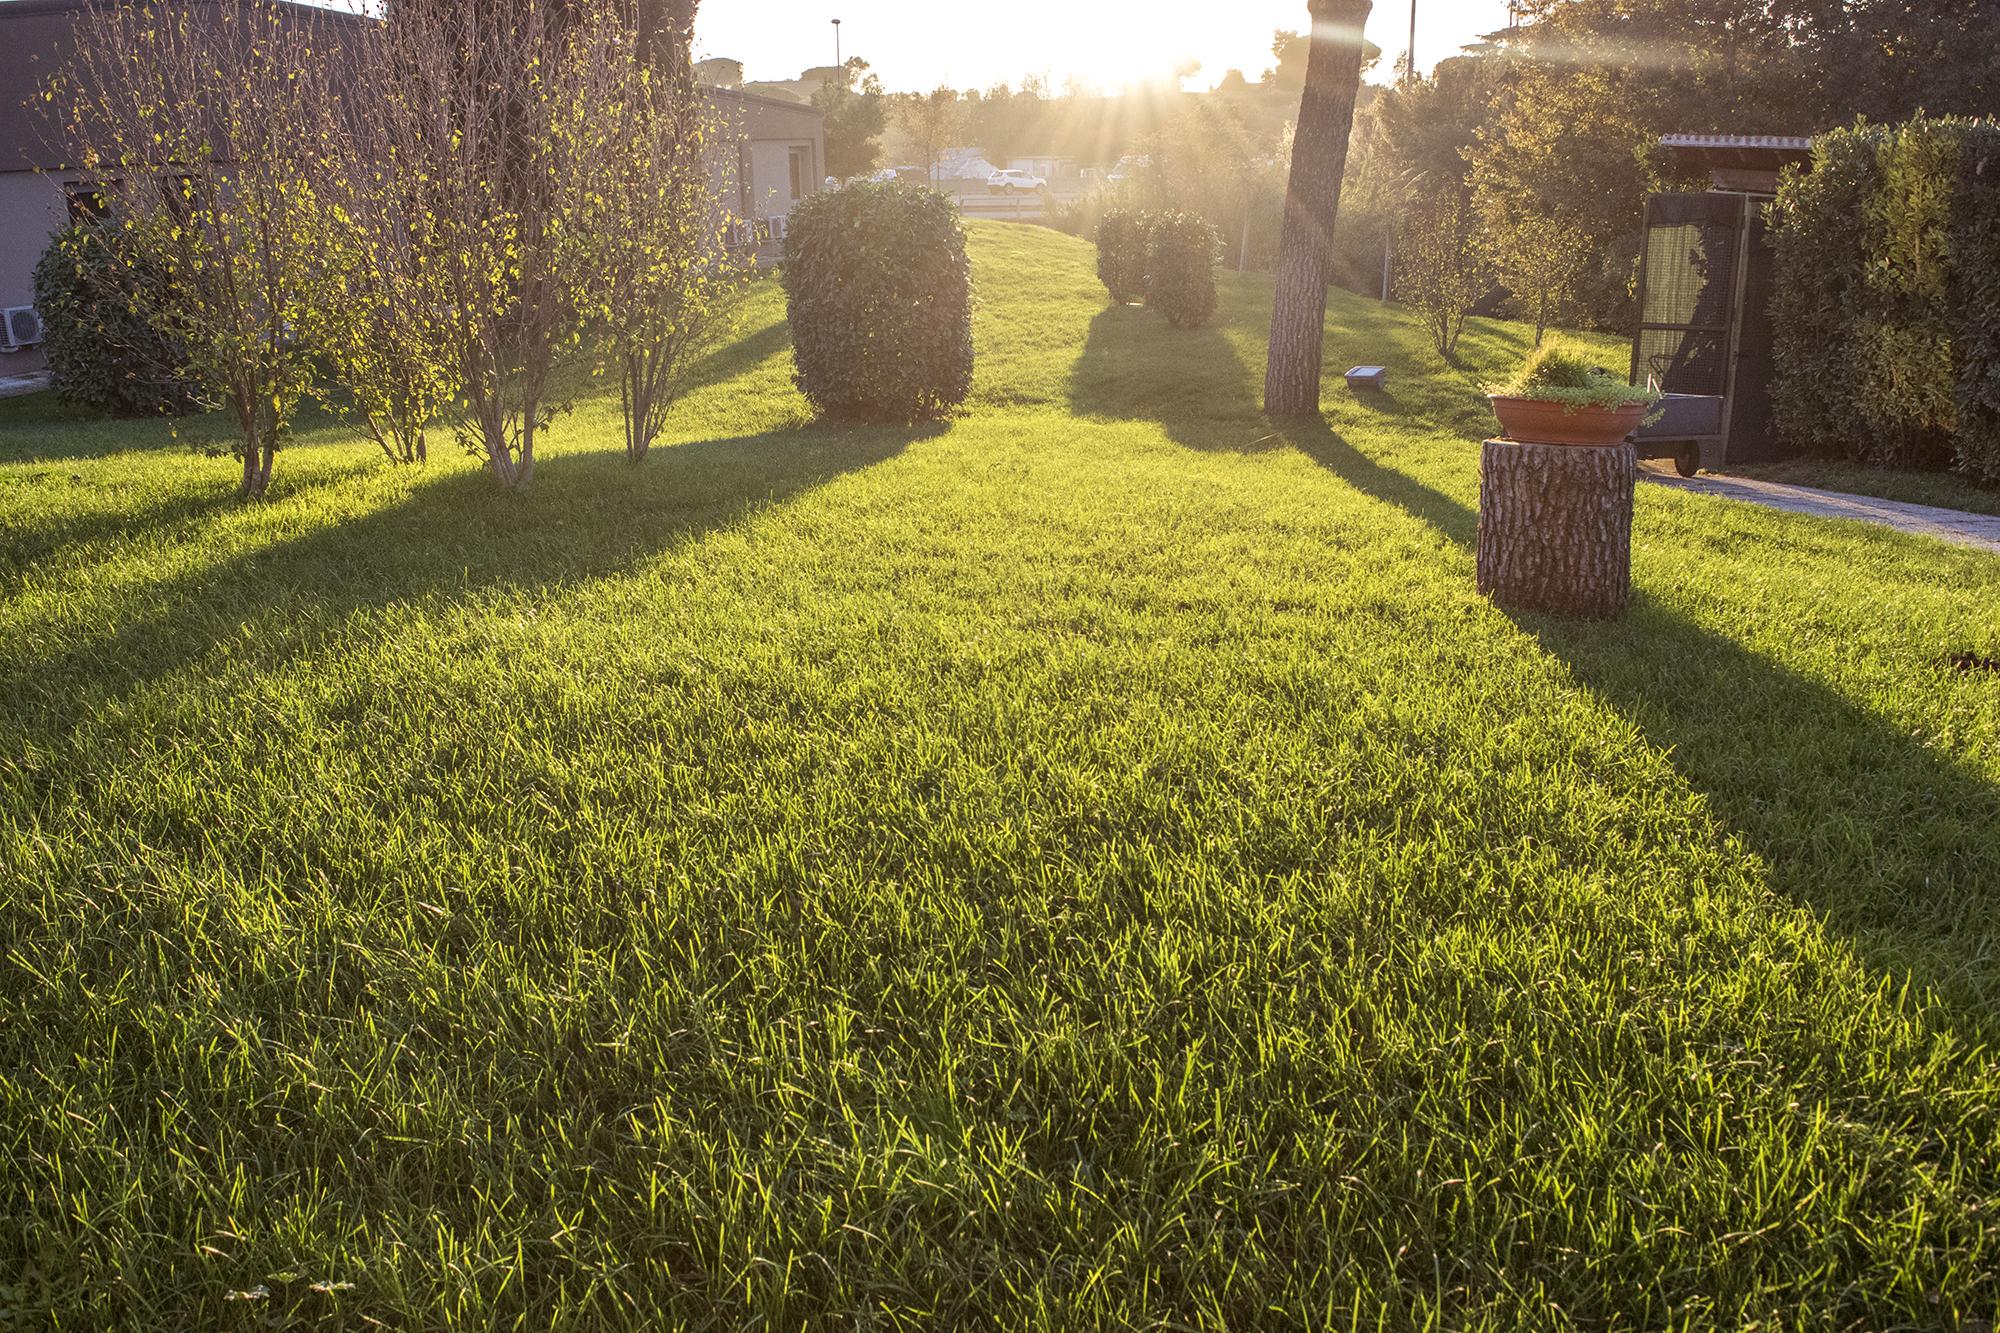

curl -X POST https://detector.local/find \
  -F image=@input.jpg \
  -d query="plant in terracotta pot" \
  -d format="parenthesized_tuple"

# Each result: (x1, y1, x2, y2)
(1486, 340, 1661, 446)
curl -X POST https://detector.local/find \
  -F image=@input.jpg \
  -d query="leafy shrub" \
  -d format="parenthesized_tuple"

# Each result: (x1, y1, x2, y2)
(1095, 210, 1151, 305)
(1396, 190, 1486, 355)
(1769, 117, 2000, 480)
(30, 222, 195, 416)
(782, 182, 973, 422)
(1050, 182, 1137, 241)
(1487, 338, 1661, 411)
(1144, 210, 1220, 330)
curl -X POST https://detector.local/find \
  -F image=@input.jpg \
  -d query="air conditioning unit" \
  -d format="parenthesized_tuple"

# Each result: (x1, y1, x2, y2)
(2, 306, 44, 350)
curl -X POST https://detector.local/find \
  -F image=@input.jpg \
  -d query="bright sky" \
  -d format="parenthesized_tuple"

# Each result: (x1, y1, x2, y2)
(695, 0, 1512, 93)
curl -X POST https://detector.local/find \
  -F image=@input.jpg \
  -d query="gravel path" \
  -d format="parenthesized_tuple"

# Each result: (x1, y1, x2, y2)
(1643, 466, 2000, 556)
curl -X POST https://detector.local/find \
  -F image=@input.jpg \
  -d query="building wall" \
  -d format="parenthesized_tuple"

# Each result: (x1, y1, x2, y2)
(707, 88, 824, 228)
(0, 170, 73, 371)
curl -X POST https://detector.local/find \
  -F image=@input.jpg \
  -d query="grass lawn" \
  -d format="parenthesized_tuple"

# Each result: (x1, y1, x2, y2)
(4, 221, 2000, 1330)
(1722, 457, 2000, 519)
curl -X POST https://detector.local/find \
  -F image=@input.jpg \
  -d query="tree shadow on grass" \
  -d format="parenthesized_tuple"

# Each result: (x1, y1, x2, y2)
(1065, 305, 1280, 452)
(0, 462, 373, 594)
(1275, 413, 2000, 1021)
(0, 419, 932, 748)
(1065, 306, 2000, 1015)
(682, 316, 792, 395)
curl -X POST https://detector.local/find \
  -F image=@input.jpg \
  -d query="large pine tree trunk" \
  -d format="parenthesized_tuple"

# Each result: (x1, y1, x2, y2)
(1477, 440, 1636, 620)
(1263, 0, 1374, 419)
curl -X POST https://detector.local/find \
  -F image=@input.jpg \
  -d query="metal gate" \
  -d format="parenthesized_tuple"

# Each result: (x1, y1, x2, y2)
(1628, 190, 1786, 467)
(1631, 192, 1742, 398)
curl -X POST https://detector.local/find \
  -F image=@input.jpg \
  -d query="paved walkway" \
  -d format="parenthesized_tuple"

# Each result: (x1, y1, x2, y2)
(1642, 465, 2000, 556)
(0, 371, 49, 400)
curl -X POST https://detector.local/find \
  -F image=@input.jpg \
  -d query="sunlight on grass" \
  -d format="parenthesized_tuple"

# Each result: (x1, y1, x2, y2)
(2, 222, 1998, 1329)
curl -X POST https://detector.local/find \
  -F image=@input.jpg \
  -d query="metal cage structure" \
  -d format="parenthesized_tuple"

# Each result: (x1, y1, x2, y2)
(1628, 135, 1809, 475)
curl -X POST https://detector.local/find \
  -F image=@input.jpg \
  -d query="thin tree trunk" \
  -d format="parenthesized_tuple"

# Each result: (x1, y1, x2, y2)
(235, 395, 278, 500)
(239, 445, 262, 500)
(1263, 0, 1374, 419)
(485, 435, 519, 488)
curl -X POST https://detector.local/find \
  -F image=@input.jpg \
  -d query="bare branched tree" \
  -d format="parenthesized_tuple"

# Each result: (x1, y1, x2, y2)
(899, 89, 965, 188)
(366, 0, 610, 489)
(568, 9, 740, 463)
(52, 2, 343, 498)
(301, 24, 453, 467)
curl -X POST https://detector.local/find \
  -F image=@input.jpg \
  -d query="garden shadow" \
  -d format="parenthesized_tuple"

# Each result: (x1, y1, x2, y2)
(1065, 305, 1279, 451)
(0, 464, 369, 594)
(1279, 414, 1478, 546)
(1280, 413, 2000, 1022)
(682, 316, 792, 395)
(1, 419, 931, 747)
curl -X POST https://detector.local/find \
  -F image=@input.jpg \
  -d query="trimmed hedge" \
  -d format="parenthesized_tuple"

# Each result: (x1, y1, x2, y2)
(1095, 210, 1151, 305)
(1769, 117, 2000, 482)
(31, 222, 196, 417)
(781, 182, 973, 423)
(1145, 210, 1220, 330)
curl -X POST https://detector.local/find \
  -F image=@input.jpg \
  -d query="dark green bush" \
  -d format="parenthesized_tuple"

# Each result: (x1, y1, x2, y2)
(1095, 210, 1151, 305)
(30, 222, 195, 417)
(1769, 117, 2000, 480)
(1951, 131, 2000, 486)
(781, 182, 973, 423)
(1144, 210, 1220, 329)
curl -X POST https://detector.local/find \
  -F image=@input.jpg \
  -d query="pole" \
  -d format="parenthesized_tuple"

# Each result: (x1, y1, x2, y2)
(832, 18, 842, 68)
(1380, 0, 1416, 303)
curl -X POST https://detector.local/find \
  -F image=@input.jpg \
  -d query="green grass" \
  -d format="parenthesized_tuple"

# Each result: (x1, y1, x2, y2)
(3, 221, 2000, 1330)
(1723, 457, 2000, 518)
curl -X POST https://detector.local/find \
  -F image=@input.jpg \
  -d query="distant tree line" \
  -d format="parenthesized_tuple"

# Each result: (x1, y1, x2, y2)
(1343, 0, 2000, 343)
(816, 0, 1994, 350)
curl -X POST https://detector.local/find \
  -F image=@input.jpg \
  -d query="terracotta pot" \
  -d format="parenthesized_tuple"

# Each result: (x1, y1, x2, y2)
(1489, 396, 1647, 447)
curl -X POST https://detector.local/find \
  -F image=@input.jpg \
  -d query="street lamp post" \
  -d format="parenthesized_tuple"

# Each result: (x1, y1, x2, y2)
(832, 18, 842, 69)
(1381, 0, 1416, 302)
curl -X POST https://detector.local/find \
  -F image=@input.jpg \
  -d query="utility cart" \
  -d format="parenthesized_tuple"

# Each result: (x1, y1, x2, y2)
(1628, 135, 1812, 476)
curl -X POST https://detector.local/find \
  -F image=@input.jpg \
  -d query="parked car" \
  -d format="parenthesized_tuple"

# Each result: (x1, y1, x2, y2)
(987, 169, 1047, 194)
(1106, 155, 1151, 186)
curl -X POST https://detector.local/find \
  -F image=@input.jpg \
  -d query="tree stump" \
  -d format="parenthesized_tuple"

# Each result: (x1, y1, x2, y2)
(1476, 440, 1636, 620)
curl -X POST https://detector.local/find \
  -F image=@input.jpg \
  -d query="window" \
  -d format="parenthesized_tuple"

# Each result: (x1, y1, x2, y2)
(789, 146, 810, 203)
(158, 174, 196, 223)
(64, 180, 115, 222)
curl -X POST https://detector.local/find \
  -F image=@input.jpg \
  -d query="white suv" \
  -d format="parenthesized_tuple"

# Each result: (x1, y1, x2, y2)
(987, 169, 1047, 194)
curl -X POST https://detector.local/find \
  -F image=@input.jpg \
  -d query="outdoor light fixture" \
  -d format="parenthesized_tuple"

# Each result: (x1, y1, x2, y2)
(1346, 366, 1388, 392)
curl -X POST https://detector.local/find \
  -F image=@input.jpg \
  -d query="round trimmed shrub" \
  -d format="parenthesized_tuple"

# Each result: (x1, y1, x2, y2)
(781, 182, 973, 422)
(1095, 209, 1150, 305)
(1145, 210, 1219, 330)
(31, 222, 196, 417)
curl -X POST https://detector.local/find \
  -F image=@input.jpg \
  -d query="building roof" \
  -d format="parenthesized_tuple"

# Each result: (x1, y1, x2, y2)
(704, 85, 823, 143)
(706, 85, 826, 119)
(1659, 134, 1814, 172)
(0, 0, 375, 174)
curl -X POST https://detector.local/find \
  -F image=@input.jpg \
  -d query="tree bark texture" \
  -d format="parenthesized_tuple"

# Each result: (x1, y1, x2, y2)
(1263, 0, 1373, 419)
(1476, 440, 1636, 621)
